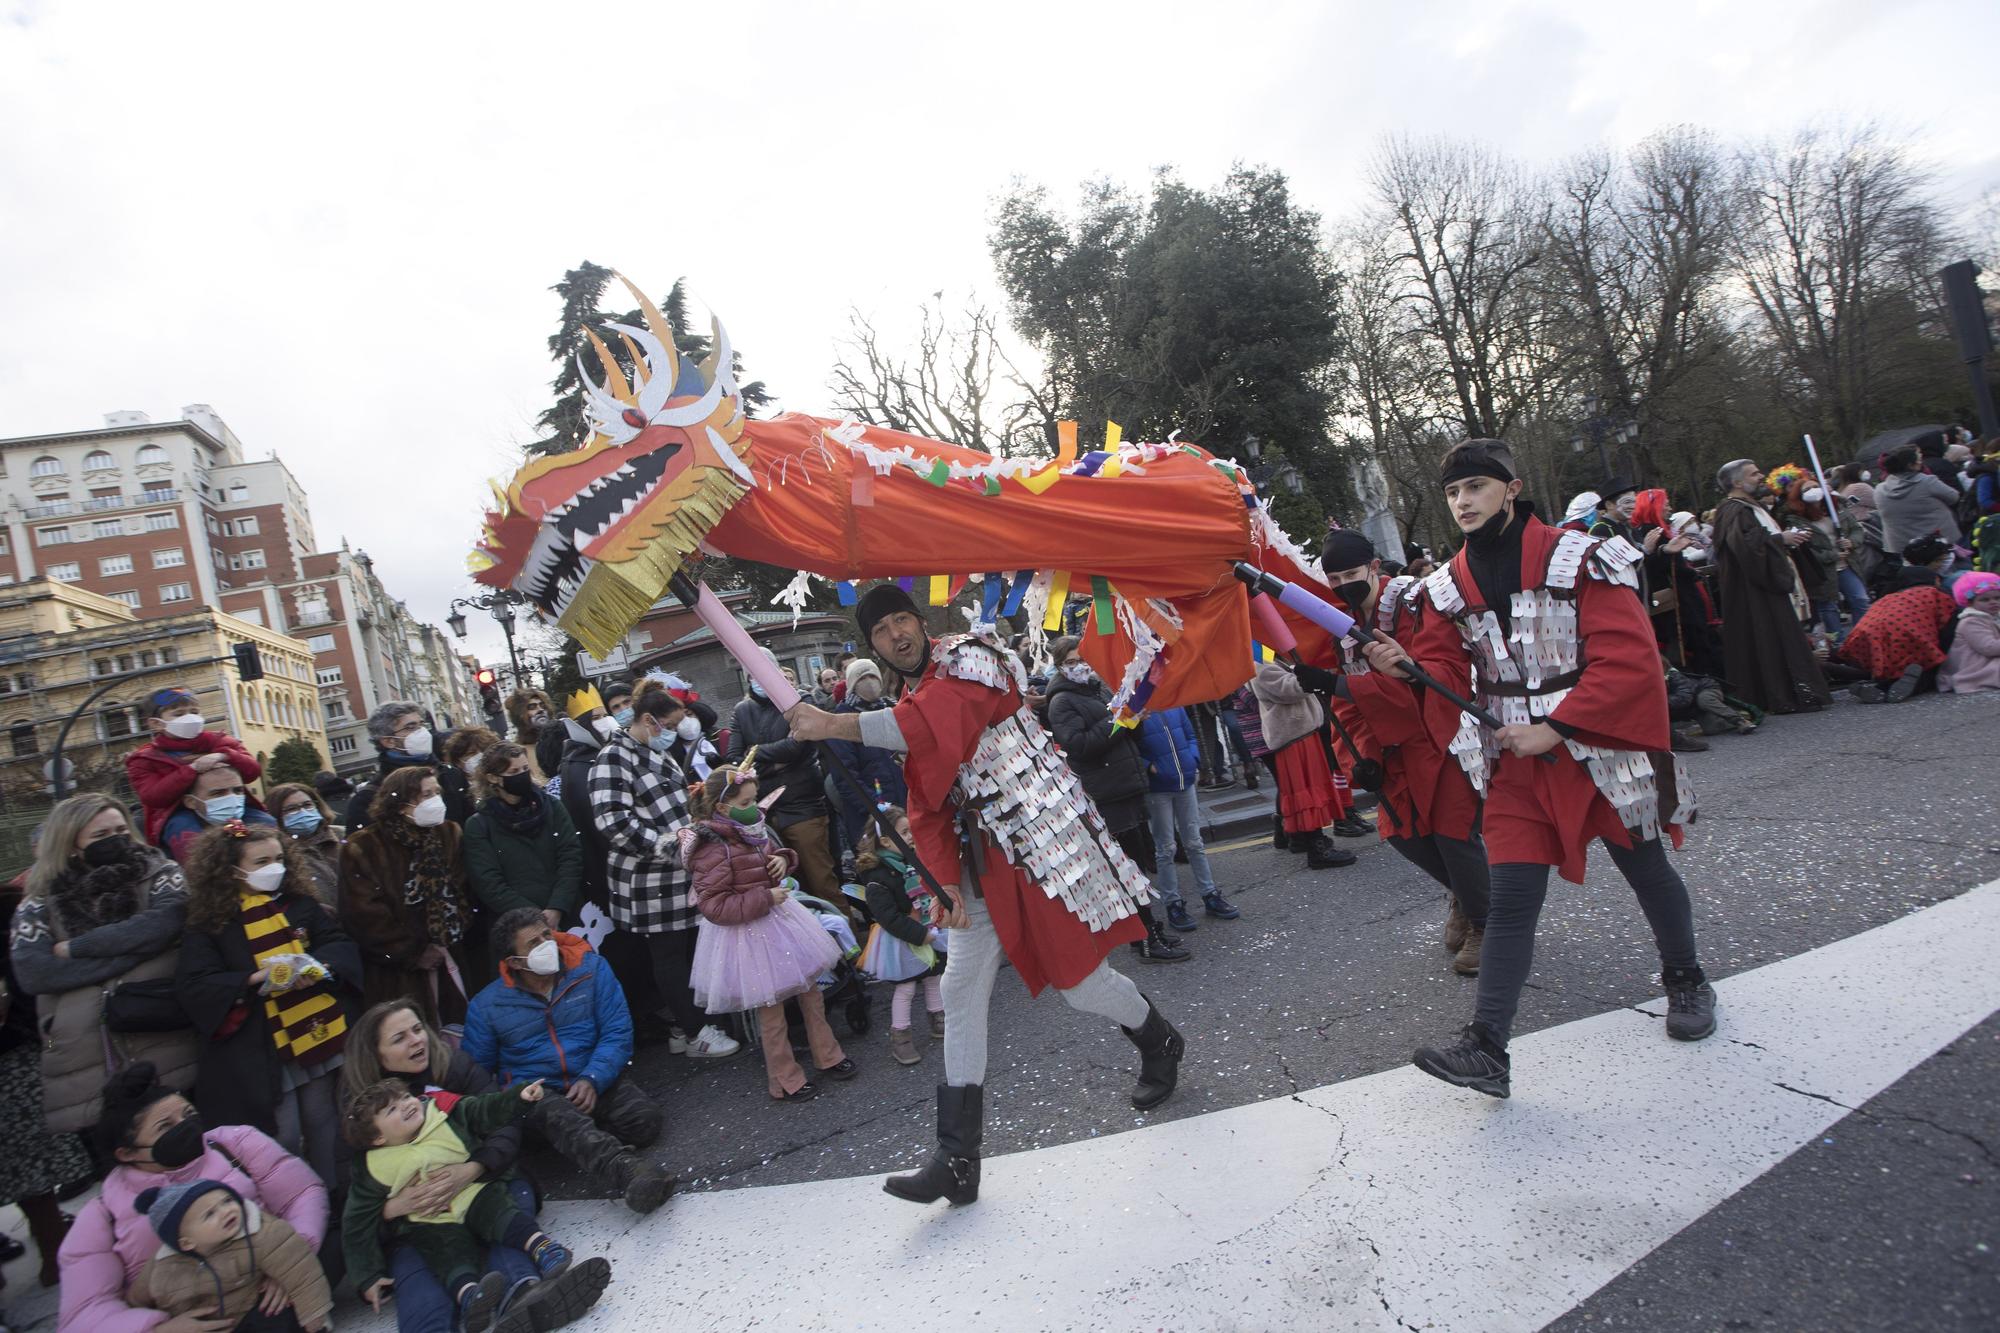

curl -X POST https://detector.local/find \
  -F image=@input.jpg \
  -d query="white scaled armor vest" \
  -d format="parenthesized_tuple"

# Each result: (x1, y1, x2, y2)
(1419, 530, 1697, 841)
(1335, 575, 1420, 673)
(937, 633, 1154, 932)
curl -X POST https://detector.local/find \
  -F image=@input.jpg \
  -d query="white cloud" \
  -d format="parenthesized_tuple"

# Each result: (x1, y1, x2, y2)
(2, 0, 1994, 665)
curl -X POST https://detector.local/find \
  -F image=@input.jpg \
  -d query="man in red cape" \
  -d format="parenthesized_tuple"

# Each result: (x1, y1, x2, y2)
(1301, 530, 1489, 978)
(789, 583, 1182, 1206)
(1371, 440, 1717, 1100)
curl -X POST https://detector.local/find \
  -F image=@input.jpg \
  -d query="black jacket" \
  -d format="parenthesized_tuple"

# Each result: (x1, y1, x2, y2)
(726, 694, 827, 830)
(345, 752, 463, 834)
(556, 719, 611, 911)
(1044, 672, 1149, 828)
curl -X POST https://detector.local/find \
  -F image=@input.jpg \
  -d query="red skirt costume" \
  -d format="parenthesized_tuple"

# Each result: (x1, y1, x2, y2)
(890, 639, 1145, 996)
(1405, 517, 1692, 884)
(1836, 586, 1956, 681)
(1272, 732, 1345, 835)
(1321, 575, 1482, 844)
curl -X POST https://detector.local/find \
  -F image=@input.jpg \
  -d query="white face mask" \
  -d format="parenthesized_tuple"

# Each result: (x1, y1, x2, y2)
(523, 939, 561, 975)
(676, 717, 703, 742)
(592, 717, 619, 741)
(163, 713, 205, 740)
(408, 794, 448, 827)
(1061, 661, 1096, 686)
(461, 758, 481, 778)
(242, 862, 287, 894)
(398, 727, 434, 758)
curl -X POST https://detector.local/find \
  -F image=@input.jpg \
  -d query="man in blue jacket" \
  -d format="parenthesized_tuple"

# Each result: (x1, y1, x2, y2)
(1136, 707, 1241, 934)
(464, 907, 673, 1213)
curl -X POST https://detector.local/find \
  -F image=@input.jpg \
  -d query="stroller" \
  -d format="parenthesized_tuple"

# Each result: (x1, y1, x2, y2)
(796, 888, 875, 1036)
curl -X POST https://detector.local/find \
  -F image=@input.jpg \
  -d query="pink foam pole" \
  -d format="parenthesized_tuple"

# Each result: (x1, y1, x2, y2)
(1247, 593, 1298, 656)
(691, 581, 801, 711)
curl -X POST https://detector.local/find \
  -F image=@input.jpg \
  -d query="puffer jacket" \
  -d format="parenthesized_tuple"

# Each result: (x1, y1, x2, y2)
(726, 694, 828, 831)
(1250, 660, 1326, 752)
(1136, 708, 1202, 794)
(1044, 672, 1149, 821)
(461, 934, 633, 1093)
(462, 790, 585, 920)
(687, 816, 797, 926)
(57, 1123, 327, 1333)
(9, 848, 200, 1133)
(126, 1203, 331, 1329)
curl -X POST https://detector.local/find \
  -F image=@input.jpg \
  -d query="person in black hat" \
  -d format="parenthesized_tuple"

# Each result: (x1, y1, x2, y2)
(789, 581, 1184, 1207)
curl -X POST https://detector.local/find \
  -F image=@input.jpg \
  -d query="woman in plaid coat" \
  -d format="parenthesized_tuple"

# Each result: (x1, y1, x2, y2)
(588, 688, 742, 1060)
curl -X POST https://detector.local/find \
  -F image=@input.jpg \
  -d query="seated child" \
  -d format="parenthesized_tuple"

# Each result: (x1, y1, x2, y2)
(344, 1078, 576, 1333)
(124, 687, 264, 847)
(127, 1178, 332, 1332)
(854, 806, 946, 1067)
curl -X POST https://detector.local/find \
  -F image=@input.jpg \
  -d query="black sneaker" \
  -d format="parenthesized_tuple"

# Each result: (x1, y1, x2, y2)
(1887, 663, 1924, 702)
(822, 1057, 860, 1081)
(497, 1258, 614, 1333)
(1665, 981, 1717, 1041)
(1331, 816, 1372, 839)
(1165, 901, 1200, 933)
(1412, 1025, 1511, 1098)
(1849, 681, 1886, 703)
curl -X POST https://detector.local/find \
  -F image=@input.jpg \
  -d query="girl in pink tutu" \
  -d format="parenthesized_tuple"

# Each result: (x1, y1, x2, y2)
(684, 755, 856, 1102)
(854, 807, 947, 1066)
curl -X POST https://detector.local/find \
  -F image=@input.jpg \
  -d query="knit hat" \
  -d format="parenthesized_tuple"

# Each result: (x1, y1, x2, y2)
(1954, 571, 2000, 607)
(1319, 530, 1377, 576)
(856, 581, 923, 644)
(844, 658, 883, 691)
(134, 1179, 240, 1251)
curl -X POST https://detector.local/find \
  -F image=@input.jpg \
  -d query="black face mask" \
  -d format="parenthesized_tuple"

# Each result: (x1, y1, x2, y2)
(81, 834, 133, 869)
(145, 1112, 207, 1169)
(1463, 502, 1517, 553)
(1334, 580, 1373, 613)
(501, 772, 537, 800)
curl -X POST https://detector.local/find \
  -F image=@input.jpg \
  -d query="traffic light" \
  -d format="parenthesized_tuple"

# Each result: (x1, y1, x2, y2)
(232, 641, 265, 682)
(475, 667, 497, 688)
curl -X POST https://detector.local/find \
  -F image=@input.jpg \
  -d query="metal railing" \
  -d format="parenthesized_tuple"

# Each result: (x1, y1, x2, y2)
(24, 502, 72, 519)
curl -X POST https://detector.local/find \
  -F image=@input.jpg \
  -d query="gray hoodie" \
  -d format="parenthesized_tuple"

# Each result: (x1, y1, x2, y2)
(1874, 470, 1961, 550)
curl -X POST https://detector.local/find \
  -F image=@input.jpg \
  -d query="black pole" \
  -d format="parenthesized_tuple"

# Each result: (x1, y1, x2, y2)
(47, 655, 229, 801)
(664, 572, 951, 903)
(501, 616, 523, 690)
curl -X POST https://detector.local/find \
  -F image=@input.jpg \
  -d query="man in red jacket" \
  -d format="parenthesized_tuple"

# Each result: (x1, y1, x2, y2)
(788, 583, 1180, 1208)
(1374, 440, 1716, 1100)
(123, 687, 262, 847)
(1303, 530, 1489, 978)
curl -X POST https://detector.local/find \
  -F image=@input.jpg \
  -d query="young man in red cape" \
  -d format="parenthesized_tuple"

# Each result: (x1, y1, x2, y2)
(1370, 439, 1717, 1099)
(1296, 530, 1490, 978)
(788, 583, 1183, 1205)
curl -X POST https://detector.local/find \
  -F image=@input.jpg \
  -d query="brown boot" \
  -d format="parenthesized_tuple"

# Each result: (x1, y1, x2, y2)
(1443, 896, 1469, 953)
(890, 1027, 921, 1066)
(1452, 926, 1484, 977)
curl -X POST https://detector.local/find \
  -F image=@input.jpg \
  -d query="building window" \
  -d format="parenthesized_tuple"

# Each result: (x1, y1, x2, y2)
(330, 735, 358, 757)
(93, 519, 123, 539)
(205, 516, 220, 535)
(91, 657, 112, 677)
(152, 548, 186, 568)
(159, 582, 192, 603)
(83, 450, 116, 472)
(316, 666, 344, 685)
(0, 533, 8, 554)
(307, 633, 336, 653)
(229, 484, 249, 502)
(235, 607, 265, 626)
(241, 549, 266, 570)
(324, 699, 350, 722)
(160, 646, 177, 663)
(8, 721, 35, 757)
(35, 527, 71, 547)
(99, 555, 134, 576)
(237, 515, 260, 536)
(45, 562, 80, 582)
(141, 487, 175, 504)
(30, 456, 62, 479)
(101, 704, 134, 738)
(145, 510, 178, 531)
(136, 444, 169, 467)
(110, 590, 142, 608)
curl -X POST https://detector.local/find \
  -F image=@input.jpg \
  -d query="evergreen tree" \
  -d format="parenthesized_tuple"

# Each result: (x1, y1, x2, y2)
(265, 737, 325, 788)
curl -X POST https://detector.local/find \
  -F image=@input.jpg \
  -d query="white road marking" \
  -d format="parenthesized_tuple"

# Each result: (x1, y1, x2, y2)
(354, 878, 2000, 1332)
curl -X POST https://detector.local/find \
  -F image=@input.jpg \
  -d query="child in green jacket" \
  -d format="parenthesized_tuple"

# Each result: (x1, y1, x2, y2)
(342, 1077, 578, 1333)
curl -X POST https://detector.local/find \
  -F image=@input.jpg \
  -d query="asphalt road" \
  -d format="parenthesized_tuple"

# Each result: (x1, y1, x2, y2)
(532, 688, 2000, 1220)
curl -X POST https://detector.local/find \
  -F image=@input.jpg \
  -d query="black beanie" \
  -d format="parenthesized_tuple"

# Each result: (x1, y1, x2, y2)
(856, 581, 923, 643)
(1320, 530, 1377, 576)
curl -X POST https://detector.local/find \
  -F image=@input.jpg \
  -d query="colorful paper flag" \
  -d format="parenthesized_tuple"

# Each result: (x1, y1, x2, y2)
(929, 574, 950, 606)
(1043, 571, 1072, 631)
(1090, 576, 1114, 635)
(1001, 570, 1033, 617)
(836, 581, 858, 607)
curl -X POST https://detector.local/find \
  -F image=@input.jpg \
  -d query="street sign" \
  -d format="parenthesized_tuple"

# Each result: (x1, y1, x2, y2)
(576, 645, 630, 678)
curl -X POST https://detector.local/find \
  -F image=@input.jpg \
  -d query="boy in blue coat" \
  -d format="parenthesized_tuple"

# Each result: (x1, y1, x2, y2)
(1136, 707, 1241, 934)
(462, 908, 673, 1213)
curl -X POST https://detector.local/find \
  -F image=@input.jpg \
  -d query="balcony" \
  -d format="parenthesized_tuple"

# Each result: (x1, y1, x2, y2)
(83, 494, 127, 512)
(138, 488, 178, 505)
(24, 502, 73, 519)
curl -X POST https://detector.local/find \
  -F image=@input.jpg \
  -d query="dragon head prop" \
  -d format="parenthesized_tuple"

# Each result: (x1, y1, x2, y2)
(472, 275, 755, 652)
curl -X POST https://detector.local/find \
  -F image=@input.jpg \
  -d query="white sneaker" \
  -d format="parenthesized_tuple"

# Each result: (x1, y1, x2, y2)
(666, 1029, 689, 1056)
(686, 1024, 741, 1059)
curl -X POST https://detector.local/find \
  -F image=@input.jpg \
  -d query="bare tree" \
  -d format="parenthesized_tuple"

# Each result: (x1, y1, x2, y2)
(829, 297, 1051, 456)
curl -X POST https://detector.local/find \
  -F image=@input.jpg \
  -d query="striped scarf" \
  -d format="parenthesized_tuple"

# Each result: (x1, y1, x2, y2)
(240, 891, 347, 1067)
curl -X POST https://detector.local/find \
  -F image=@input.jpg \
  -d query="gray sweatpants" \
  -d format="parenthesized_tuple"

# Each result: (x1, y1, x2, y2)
(943, 896, 1149, 1086)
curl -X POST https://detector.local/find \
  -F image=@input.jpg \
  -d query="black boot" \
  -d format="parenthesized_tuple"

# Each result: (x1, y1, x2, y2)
(1304, 833, 1356, 868)
(1122, 998, 1185, 1110)
(608, 1152, 674, 1214)
(883, 1084, 982, 1205)
(1273, 813, 1292, 852)
(1129, 905, 1191, 963)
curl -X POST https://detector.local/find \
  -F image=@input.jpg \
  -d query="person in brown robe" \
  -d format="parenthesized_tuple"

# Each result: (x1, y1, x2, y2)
(1710, 459, 1831, 714)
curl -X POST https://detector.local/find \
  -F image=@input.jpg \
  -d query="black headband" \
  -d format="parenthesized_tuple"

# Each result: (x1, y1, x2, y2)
(1439, 439, 1517, 488)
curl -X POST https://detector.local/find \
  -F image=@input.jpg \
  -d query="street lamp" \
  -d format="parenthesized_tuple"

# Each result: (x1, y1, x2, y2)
(1570, 392, 1635, 481)
(447, 590, 524, 689)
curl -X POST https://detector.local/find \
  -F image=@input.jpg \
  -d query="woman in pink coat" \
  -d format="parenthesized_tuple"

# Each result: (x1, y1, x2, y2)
(1940, 573, 2000, 694)
(57, 1061, 328, 1333)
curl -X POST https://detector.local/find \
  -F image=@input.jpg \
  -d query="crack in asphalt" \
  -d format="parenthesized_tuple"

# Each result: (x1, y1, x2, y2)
(692, 1092, 934, 1188)
(1773, 1080, 2000, 1170)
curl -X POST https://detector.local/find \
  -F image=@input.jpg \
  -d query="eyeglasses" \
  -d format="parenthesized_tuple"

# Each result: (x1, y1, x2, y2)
(389, 718, 425, 739)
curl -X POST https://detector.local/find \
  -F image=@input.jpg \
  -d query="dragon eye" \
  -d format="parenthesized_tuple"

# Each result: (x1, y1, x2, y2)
(622, 408, 648, 430)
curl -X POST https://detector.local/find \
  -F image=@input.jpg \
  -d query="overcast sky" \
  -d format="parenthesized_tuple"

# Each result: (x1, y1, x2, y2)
(4, 0, 1995, 666)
